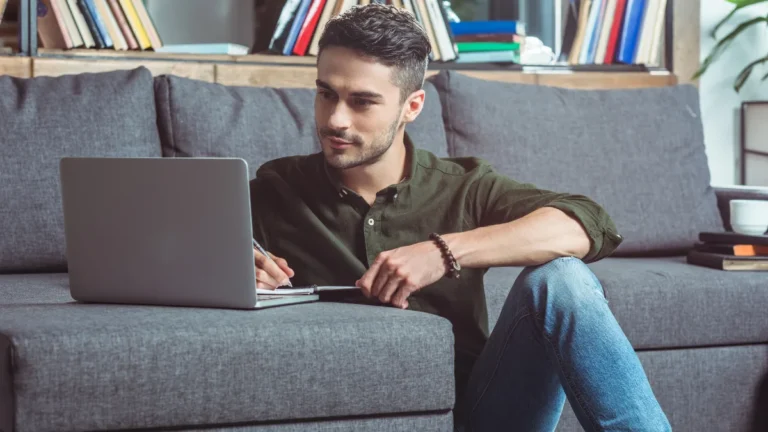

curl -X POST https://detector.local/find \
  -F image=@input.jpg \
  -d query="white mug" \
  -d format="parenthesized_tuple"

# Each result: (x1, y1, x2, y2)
(730, 199, 768, 236)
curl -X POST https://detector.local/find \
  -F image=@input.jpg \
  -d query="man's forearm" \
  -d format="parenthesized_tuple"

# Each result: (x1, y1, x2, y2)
(442, 207, 592, 268)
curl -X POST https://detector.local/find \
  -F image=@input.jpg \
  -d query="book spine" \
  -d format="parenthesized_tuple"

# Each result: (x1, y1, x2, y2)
(292, 0, 326, 56)
(449, 20, 524, 36)
(616, 0, 646, 64)
(83, 0, 112, 47)
(282, 0, 313, 55)
(604, 0, 628, 63)
(78, 0, 105, 48)
(107, 0, 137, 49)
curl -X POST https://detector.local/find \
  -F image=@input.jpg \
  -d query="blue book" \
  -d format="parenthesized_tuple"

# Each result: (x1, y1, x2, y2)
(82, 0, 112, 48)
(449, 21, 526, 36)
(282, 0, 313, 56)
(616, 0, 646, 64)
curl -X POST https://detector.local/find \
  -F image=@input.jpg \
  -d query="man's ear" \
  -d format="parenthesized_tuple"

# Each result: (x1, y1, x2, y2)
(402, 89, 426, 124)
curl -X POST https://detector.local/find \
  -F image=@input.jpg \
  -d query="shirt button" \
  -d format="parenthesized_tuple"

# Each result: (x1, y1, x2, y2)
(393, 193, 398, 200)
(367, 218, 375, 226)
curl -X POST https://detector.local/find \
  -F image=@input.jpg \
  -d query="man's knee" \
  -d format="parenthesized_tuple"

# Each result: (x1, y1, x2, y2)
(514, 257, 606, 314)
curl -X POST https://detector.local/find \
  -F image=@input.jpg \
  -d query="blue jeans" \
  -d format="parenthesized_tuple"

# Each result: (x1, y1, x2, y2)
(457, 257, 671, 432)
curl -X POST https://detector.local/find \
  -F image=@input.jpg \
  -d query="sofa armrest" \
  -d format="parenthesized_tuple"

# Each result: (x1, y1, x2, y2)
(714, 185, 768, 231)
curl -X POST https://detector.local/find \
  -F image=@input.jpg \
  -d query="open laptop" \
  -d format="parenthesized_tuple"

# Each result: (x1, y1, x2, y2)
(59, 157, 318, 309)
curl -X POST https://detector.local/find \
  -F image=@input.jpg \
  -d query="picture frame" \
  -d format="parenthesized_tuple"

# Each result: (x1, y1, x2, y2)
(740, 101, 768, 187)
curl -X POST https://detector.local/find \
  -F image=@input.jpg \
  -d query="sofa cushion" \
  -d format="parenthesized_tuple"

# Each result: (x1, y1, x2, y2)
(0, 68, 162, 274)
(483, 257, 768, 350)
(154, 75, 449, 179)
(429, 70, 723, 256)
(0, 274, 454, 432)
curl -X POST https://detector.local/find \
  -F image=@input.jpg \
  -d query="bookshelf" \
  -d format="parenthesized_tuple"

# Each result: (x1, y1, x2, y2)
(0, 0, 698, 89)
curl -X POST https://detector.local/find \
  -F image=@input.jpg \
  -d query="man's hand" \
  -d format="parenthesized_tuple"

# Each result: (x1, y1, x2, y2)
(254, 249, 294, 290)
(356, 241, 446, 309)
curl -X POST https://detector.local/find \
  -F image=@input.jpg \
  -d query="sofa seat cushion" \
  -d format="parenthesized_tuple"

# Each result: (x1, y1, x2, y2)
(0, 274, 454, 432)
(429, 70, 723, 256)
(154, 75, 449, 179)
(483, 257, 768, 350)
(0, 67, 162, 273)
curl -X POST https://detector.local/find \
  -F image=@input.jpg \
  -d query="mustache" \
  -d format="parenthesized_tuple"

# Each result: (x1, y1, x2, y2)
(319, 128, 363, 145)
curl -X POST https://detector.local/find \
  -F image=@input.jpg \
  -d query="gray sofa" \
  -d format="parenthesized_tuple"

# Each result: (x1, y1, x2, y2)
(0, 66, 766, 432)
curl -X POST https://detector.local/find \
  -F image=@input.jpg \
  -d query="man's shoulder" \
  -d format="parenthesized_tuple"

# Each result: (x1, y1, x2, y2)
(415, 149, 495, 178)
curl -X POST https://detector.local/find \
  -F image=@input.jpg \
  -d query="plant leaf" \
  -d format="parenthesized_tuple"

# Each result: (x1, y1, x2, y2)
(712, 0, 768, 37)
(734, 53, 768, 92)
(695, 15, 768, 79)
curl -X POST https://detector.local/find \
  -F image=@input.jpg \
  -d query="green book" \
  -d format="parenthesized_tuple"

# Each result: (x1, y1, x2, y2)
(456, 42, 521, 53)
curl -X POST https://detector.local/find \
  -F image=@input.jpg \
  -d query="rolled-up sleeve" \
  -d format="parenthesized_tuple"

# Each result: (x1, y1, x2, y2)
(467, 167, 622, 263)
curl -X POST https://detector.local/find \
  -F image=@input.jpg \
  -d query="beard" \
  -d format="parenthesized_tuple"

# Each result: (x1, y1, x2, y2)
(318, 115, 402, 170)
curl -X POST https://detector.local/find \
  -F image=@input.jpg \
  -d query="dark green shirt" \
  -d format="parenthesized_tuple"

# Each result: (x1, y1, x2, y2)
(250, 136, 622, 391)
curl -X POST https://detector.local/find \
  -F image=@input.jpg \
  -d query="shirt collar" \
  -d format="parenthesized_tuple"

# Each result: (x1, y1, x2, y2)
(323, 133, 419, 198)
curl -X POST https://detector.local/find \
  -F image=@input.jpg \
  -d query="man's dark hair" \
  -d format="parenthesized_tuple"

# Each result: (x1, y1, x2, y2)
(318, 4, 431, 102)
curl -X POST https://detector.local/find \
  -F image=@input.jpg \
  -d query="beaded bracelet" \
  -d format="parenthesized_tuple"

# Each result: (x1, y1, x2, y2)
(429, 233, 461, 279)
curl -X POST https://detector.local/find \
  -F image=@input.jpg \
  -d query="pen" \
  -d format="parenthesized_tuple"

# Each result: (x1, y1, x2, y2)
(252, 238, 293, 287)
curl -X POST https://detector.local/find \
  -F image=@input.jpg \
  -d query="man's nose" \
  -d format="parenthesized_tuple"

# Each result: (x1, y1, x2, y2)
(327, 104, 352, 130)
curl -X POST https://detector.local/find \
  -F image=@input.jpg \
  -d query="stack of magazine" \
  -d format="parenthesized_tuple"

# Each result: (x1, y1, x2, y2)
(687, 232, 768, 271)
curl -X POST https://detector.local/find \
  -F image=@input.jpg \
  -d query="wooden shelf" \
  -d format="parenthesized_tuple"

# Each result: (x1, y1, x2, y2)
(1, 54, 677, 89)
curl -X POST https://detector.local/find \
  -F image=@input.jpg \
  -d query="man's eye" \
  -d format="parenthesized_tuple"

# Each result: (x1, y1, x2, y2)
(318, 90, 334, 100)
(355, 99, 374, 107)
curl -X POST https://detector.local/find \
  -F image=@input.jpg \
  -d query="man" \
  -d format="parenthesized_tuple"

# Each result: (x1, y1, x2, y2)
(249, 4, 670, 431)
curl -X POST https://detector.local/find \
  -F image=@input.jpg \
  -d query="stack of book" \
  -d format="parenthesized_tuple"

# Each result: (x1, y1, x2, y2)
(687, 232, 768, 271)
(37, 0, 162, 51)
(450, 20, 525, 64)
(560, 0, 667, 66)
(268, 0, 458, 62)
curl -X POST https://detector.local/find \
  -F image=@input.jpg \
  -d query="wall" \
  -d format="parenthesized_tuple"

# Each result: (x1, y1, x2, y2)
(145, 0, 255, 47)
(700, 0, 768, 185)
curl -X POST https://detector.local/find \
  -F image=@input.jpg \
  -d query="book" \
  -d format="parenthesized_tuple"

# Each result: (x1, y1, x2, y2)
(616, 0, 646, 64)
(449, 20, 525, 36)
(594, 0, 618, 64)
(455, 33, 521, 43)
(307, 0, 338, 56)
(107, 0, 138, 50)
(686, 251, 768, 271)
(426, 0, 456, 62)
(37, 0, 71, 49)
(568, 0, 592, 64)
(119, 0, 150, 49)
(603, 0, 627, 63)
(130, 0, 162, 49)
(282, 0, 313, 55)
(94, 0, 127, 50)
(454, 50, 520, 64)
(457, 41, 520, 53)
(292, 0, 327, 56)
(77, 0, 105, 48)
(257, 285, 358, 296)
(66, 0, 95, 48)
(699, 232, 768, 246)
(693, 242, 768, 257)
(269, 0, 303, 54)
(415, 0, 441, 61)
(80, 0, 113, 48)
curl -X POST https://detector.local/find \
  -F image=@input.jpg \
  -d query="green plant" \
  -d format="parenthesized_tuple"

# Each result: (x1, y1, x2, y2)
(694, 0, 768, 92)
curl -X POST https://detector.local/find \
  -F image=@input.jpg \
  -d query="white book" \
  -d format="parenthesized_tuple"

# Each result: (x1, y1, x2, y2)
(594, 0, 618, 65)
(579, 0, 602, 64)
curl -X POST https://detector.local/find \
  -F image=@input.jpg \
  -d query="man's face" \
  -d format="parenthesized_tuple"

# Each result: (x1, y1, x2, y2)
(315, 46, 407, 170)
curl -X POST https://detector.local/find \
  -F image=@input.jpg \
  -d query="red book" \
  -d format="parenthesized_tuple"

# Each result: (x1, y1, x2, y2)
(292, 0, 327, 56)
(604, 0, 628, 64)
